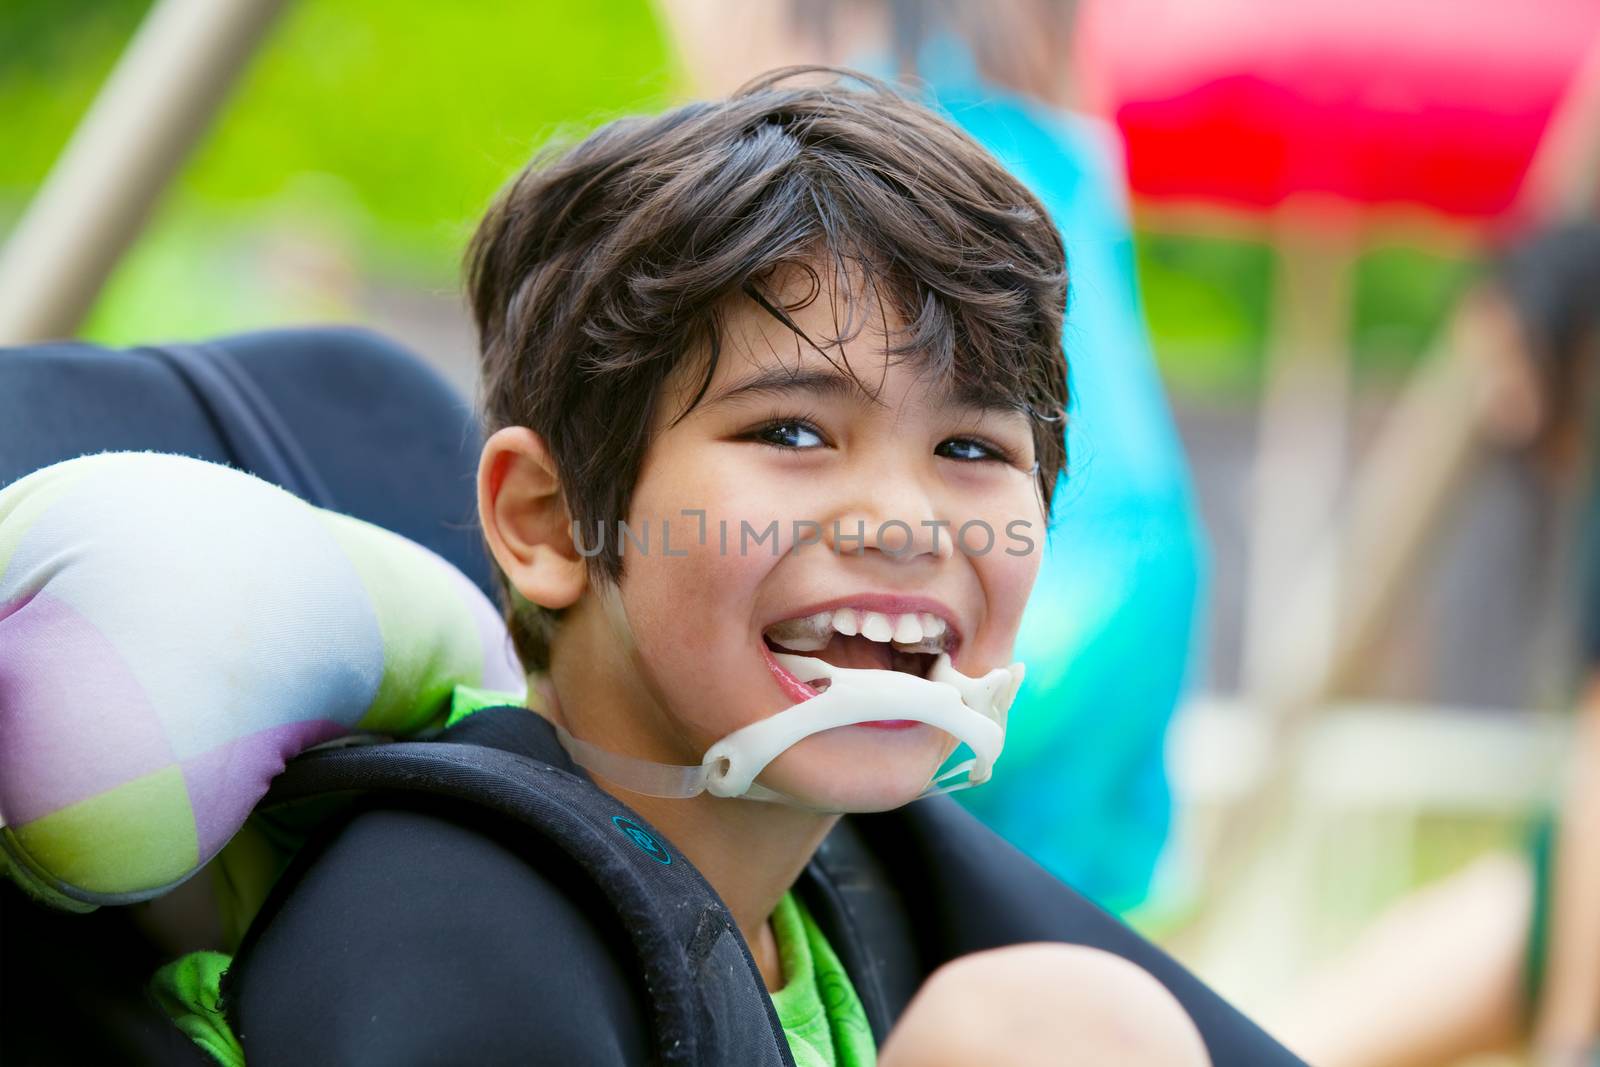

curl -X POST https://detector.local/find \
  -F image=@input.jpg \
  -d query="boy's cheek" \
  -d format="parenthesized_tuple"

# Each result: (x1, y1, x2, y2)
(613, 523, 779, 722)
(626, 453, 800, 559)
(971, 536, 1043, 664)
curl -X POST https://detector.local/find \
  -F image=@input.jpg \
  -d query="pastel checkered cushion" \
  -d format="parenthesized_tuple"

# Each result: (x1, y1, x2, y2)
(0, 452, 525, 909)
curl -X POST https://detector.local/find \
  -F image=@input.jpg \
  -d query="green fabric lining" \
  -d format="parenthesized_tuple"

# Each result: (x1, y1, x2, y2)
(444, 683, 527, 728)
(150, 951, 244, 1067)
(769, 891, 877, 1067)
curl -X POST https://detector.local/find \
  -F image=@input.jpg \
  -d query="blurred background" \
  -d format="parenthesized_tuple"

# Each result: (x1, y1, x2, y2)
(5, 2, 1600, 1064)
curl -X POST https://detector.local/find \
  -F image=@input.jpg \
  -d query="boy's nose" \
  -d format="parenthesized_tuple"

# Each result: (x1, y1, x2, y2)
(824, 485, 955, 563)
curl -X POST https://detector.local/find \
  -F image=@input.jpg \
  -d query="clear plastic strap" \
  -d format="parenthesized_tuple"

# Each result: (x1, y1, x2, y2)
(740, 781, 789, 804)
(551, 722, 710, 799)
(721, 758, 984, 809)
(917, 758, 981, 798)
(920, 779, 979, 799)
(931, 758, 976, 786)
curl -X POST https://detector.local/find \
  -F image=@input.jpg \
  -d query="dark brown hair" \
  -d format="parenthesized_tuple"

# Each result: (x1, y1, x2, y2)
(467, 67, 1068, 671)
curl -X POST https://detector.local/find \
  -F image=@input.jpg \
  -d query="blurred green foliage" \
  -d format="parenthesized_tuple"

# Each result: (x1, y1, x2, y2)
(3, 0, 672, 268)
(1349, 242, 1480, 379)
(1, 0, 673, 342)
(0, 1, 151, 188)
(1135, 232, 1274, 395)
(2, 1, 1475, 389)
(1135, 231, 1479, 397)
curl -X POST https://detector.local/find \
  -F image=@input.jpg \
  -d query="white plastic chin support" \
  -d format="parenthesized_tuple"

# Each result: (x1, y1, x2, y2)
(551, 652, 1025, 809)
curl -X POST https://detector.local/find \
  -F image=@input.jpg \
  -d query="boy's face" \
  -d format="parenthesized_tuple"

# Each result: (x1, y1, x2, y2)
(561, 270, 1048, 811)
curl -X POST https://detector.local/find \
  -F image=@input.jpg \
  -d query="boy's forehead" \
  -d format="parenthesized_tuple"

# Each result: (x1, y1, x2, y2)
(665, 268, 1026, 419)
(701, 344, 983, 412)
(711, 284, 895, 397)
(673, 321, 1019, 421)
(720, 262, 892, 369)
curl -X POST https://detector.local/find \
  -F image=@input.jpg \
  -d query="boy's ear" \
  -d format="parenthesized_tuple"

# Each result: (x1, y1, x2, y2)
(478, 427, 587, 610)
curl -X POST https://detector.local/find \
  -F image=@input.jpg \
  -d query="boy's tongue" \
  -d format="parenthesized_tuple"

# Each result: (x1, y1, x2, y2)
(809, 633, 894, 672)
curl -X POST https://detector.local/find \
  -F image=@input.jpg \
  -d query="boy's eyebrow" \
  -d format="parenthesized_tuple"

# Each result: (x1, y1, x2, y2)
(947, 379, 1034, 418)
(702, 366, 871, 408)
(704, 365, 1031, 417)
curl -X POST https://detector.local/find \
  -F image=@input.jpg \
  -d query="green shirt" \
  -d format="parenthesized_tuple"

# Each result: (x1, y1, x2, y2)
(768, 890, 878, 1067)
(154, 891, 878, 1067)
(151, 951, 244, 1067)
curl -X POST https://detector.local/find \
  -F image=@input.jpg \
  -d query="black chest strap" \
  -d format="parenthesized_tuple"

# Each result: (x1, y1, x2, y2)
(259, 707, 792, 1067)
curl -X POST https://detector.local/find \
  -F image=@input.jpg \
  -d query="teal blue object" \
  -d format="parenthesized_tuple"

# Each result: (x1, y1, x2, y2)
(612, 816, 673, 865)
(878, 39, 1210, 913)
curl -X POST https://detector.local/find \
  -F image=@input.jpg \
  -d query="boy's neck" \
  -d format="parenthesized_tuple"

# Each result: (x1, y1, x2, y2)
(616, 789, 839, 992)
(526, 670, 839, 991)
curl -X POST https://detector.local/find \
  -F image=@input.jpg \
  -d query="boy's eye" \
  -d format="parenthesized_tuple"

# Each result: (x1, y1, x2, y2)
(936, 436, 1009, 463)
(750, 420, 826, 450)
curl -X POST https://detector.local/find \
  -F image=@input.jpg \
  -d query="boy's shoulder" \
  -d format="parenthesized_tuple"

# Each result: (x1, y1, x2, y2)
(222, 704, 796, 1066)
(226, 794, 653, 1064)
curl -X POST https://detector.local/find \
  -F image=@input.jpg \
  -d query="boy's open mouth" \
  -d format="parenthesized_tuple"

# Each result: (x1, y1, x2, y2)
(760, 606, 958, 711)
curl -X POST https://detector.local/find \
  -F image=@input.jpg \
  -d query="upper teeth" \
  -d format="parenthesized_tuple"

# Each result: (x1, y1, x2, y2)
(764, 608, 950, 653)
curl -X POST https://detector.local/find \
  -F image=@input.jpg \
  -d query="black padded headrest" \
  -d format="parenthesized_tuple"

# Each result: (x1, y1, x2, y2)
(0, 326, 492, 599)
(0, 325, 495, 1062)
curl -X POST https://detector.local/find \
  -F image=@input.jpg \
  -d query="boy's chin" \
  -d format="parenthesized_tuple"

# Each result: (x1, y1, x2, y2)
(751, 727, 951, 814)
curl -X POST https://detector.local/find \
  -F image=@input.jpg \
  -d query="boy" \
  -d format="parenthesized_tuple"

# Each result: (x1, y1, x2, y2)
(217, 70, 1258, 1064)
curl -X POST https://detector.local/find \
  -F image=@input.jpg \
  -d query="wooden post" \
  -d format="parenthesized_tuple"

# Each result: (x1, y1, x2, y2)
(0, 0, 287, 344)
